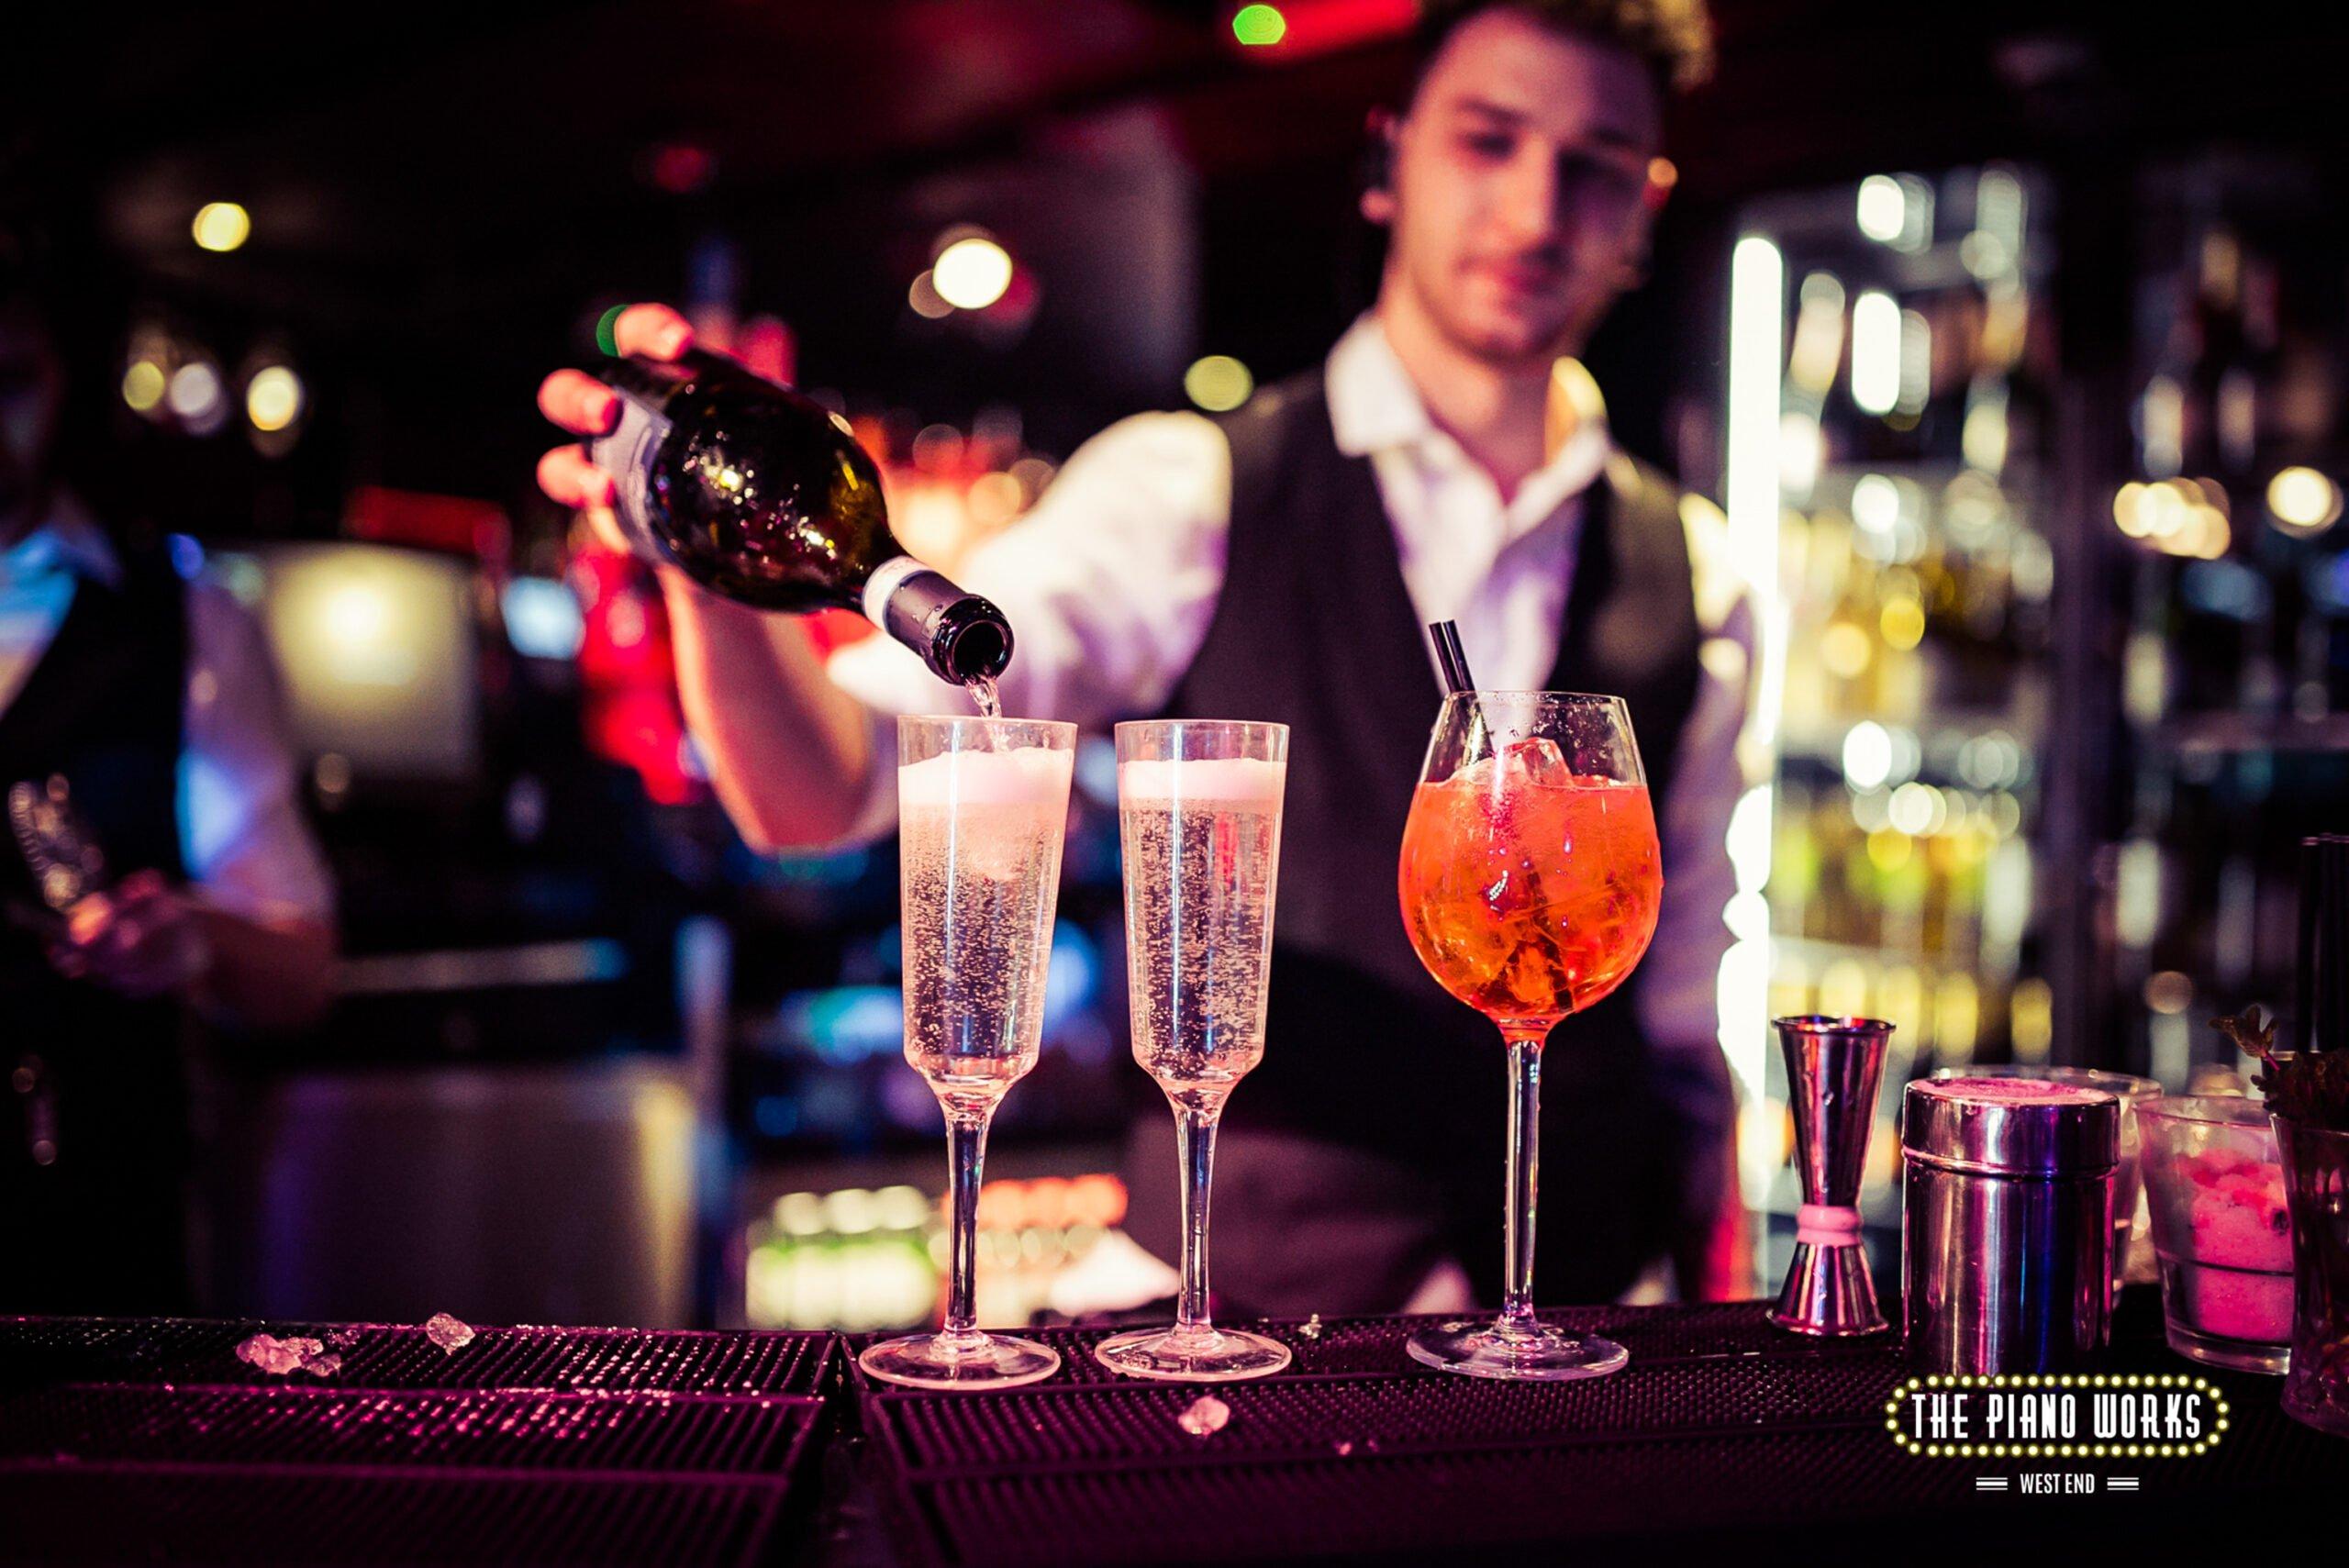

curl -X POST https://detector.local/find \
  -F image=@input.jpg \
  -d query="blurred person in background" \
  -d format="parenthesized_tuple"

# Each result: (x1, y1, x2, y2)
(536, 0, 1750, 1312)
(0, 219, 337, 1313)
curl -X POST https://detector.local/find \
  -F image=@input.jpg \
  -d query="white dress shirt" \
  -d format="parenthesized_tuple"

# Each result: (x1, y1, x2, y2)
(0, 495, 333, 925)
(826, 314, 1755, 1097)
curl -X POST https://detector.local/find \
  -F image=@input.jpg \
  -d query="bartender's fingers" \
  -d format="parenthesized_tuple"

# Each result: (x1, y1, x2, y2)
(538, 446, 617, 510)
(578, 506, 630, 554)
(612, 303, 694, 361)
(537, 369, 618, 436)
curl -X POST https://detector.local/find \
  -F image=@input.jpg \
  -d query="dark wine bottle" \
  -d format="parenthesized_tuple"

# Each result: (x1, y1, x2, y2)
(583, 350, 1013, 687)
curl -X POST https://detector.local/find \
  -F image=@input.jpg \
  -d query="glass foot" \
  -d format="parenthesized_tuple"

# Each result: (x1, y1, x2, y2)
(1094, 1325, 1292, 1383)
(2163, 1319, 2289, 1375)
(1407, 1317, 1628, 1382)
(859, 1329, 1061, 1391)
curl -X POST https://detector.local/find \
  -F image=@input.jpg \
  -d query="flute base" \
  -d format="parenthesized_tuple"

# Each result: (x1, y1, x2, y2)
(1406, 1318, 1628, 1382)
(1094, 1325, 1292, 1383)
(860, 1329, 1061, 1391)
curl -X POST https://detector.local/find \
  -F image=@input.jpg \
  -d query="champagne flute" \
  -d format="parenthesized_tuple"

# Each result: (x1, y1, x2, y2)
(1096, 720, 1292, 1382)
(859, 715, 1074, 1391)
(1396, 692, 1663, 1380)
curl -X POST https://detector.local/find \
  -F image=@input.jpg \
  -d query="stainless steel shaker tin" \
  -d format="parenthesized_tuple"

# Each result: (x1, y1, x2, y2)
(1901, 1076, 2120, 1373)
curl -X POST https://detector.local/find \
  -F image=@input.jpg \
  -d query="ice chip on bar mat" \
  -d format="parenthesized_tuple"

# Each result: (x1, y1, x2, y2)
(1177, 1394, 1230, 1438)
(424, 1312, 476, 1352)
(301, 1352, 343, 1377)
(235, 1334, 325, 1376)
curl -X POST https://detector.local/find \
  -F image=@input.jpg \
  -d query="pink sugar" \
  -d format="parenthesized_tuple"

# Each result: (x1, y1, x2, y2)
(1919, 1076, 2109, 1106)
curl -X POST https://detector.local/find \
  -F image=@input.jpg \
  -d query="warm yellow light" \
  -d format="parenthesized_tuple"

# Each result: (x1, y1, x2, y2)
(931, 237, 1013, 310)
(1183, 354, 1253, 412)
(1865, 826, 1913, 873)
(1880, 596, 1925, 651)
(193, 202, 250, 253)
(122, 360, 166, 412)
(246, 365, 303, 432)
(2113, 482, 2150, 537)
(1820, 622, 1872, 681)
(2267, 466, 2342, 536)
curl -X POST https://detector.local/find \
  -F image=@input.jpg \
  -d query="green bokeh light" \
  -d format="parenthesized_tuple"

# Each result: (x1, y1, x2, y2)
(1231, 4, 1286, 46)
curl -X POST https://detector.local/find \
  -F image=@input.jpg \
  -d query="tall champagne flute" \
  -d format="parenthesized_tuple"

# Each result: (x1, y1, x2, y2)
(1096, 720, 1292, 1382)
(859, 715, 1075, 1390)
(1397, 692, 1663, 1380)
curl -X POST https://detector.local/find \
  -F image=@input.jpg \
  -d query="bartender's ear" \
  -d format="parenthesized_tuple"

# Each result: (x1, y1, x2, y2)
(1358, 108, 1399, 226)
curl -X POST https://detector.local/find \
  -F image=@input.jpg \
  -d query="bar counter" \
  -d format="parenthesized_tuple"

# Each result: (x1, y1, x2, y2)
(0, 1294, 2336, 1565)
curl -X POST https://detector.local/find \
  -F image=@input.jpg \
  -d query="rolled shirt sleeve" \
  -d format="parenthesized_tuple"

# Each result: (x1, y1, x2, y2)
(821, 410, 1234, 846)
(178, 581, 335, 926)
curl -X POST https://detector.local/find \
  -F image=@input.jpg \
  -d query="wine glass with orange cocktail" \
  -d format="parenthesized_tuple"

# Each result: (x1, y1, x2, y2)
(1397, 689, 1664, 1380)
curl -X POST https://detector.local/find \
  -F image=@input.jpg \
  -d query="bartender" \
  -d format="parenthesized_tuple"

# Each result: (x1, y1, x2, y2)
(536, 0, 1749, 1311)
(0, 221, 337, 1312)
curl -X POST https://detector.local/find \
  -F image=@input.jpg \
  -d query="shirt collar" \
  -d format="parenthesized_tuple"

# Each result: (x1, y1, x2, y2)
(0, 492, 123, 591)
(1322, 313, 1614, 514)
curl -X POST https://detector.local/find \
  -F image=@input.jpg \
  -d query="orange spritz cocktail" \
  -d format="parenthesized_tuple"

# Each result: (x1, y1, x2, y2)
(1398, 759, 1662, 1029)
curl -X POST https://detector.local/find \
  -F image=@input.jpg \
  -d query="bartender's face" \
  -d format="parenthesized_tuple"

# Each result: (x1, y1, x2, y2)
(1380, 9, 1664, 369)
(0, 301, 61, 542)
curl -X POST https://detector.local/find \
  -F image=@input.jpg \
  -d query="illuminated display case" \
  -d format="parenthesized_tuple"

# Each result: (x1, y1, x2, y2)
(1716, 167, 2064, 1274)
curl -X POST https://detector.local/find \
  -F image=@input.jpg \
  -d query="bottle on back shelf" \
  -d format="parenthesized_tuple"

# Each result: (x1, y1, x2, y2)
(584, 349, 1015, 693)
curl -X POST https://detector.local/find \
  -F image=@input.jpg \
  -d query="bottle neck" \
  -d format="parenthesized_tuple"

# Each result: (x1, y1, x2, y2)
(862, 556, 1013, 686)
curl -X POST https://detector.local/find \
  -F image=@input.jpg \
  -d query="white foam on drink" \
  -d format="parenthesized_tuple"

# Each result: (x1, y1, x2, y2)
(1117, 757, 1285, 805)
(899, 746, 1074, 808)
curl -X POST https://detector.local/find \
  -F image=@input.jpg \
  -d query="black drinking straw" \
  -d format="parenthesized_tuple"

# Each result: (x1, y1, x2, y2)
(1426, 620, 1495, 771)
(1428, 620, 1477, 696)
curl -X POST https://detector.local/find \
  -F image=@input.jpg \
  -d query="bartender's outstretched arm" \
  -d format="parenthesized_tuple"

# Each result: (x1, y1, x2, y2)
(535, 304, 874, 851)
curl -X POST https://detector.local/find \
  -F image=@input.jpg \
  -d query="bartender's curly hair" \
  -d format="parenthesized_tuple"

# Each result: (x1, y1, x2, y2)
(1411, 0, 1716, 95)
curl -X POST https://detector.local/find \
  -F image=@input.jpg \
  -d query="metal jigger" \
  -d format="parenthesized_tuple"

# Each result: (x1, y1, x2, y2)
(1769, 1016, 1893, 1336)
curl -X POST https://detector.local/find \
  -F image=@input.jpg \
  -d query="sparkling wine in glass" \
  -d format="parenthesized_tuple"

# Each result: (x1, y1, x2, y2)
(1396, 691, 1663, 1380)
(858, 715, 1074, 1390)
(1095, 720, 1292, 1382)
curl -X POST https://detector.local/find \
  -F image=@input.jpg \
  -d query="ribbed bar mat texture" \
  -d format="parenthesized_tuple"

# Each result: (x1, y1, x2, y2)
(0, 1319, 835, 1566)
(849, 1300, 2346, 1567)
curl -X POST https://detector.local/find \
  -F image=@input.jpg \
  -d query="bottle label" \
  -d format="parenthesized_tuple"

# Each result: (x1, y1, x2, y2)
(587, 387, 676, 568)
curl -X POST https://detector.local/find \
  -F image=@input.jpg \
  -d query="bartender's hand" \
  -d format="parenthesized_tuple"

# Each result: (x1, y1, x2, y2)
(48, 870, 214, 1000)
(526, 301, 874, 852)
(534, 303, 696, 542)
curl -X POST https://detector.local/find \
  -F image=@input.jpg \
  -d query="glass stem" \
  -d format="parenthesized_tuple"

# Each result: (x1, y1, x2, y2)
(942, 1105, 993, 1340)
(1174, 1103, 1220, 1335)
(1499, 1029, 1546, 1332)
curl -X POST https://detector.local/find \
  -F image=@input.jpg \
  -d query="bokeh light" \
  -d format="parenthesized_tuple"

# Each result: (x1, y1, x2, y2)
(1184, 354, 1253, 412)
(121, 360, 166, 413)
(192, 202, 250, 253)
(2267, 466, 2342, 536)
(1231, 4, 1286, 45)
(166, 361, 224, 420)
(1855, 176, 1906, 243)
(931, 237, 1014, 310)
(246, 365, 304, 432)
